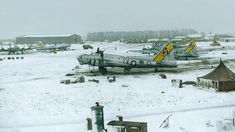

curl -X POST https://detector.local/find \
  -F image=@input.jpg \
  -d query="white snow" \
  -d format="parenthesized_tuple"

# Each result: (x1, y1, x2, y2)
(0, 41, 235, 132)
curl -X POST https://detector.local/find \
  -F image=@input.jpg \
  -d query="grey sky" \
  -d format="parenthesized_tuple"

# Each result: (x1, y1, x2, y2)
(0, 0, 235, 38)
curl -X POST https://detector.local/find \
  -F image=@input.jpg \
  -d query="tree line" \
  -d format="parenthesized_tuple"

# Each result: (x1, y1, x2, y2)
(86, 29, 198, 42)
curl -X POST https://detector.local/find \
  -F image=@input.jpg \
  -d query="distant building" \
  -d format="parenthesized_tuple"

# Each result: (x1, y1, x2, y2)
(219, 38, 235, 42)
(174, 36, 186, 39)
(147, 38, 159, 43)
(204, 33, 215, 41)
(16, 34, 81, 44)
(187, 34, 205, 41)
(197, 60, 235, 91)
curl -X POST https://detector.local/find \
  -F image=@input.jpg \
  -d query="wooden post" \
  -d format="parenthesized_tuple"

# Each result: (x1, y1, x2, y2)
(87, 118, 92, 130)
(233, 111, 235, 126)
(179, 80, 183, 88)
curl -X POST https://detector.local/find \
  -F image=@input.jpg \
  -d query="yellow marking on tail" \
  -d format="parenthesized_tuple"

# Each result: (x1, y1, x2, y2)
(153, 42, 174, 62)
(37, 41, 45, 48)
(185, 40, 196, 54)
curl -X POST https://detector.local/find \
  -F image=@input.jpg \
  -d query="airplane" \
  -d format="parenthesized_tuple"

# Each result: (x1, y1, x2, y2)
(140, 40, 199, 60)
(0, 43, 32, 55)
(77, 42, 177, 74)
(35, 41, 71, 53)
(174, 40, 199, 60)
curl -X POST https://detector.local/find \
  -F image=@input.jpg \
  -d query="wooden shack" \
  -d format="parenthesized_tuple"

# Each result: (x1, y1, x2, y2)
(197, 60, 235, 91)
(107, 119, 147, 132)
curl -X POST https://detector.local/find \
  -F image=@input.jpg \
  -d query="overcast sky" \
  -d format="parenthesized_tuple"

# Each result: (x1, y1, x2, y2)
(0, 0, 235, 38)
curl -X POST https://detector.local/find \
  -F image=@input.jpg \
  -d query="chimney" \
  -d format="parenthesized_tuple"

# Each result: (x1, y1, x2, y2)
(117, 115, 123, 121)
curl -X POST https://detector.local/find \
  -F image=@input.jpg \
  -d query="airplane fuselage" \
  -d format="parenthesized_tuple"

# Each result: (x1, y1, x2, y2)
(77, 53, 177, 68)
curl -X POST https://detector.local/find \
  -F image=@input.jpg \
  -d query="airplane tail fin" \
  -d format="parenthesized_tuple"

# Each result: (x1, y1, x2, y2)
(153, 42, 174, 62)
(185, 40, 196, 54)
(37, 41, 45, 48)
(179, 38, 187, 45)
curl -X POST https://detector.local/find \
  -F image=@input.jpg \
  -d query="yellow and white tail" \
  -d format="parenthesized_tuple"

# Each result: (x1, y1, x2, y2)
(153, 42, 174, 62)
(185, 40, 196, 54)
(37, 41, 45, 48)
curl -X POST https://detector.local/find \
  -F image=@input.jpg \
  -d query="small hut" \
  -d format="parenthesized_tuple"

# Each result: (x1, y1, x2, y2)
(107, 117, 147, 132)
(197, 60, 235, 91)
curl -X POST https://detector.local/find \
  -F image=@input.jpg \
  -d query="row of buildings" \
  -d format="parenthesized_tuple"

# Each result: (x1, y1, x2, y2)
(15, 34, 82, 44)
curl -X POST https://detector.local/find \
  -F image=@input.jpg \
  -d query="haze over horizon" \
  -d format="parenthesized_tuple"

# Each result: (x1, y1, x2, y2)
(1, 0, 235, 39)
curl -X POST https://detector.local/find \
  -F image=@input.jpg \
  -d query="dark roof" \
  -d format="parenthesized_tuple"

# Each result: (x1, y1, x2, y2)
(107, 120, 147, 127)
(199, 60, 235, 81)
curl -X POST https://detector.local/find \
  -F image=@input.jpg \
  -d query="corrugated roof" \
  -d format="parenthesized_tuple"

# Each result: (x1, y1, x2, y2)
(107, 120, 147, 127)
(199, 60, 235, 81)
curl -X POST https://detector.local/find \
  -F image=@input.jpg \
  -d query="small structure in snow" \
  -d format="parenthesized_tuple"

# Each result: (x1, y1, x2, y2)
(61, 76, 85, 84)
(197, 60, 235, 91)
(64, 79, 71, 84)
(60, 80, 65, 84)
(89, 79, 99, 83)
(86, 118, 92, 130)
(107, 76, 116, 82)
(70, 79, 78, 84)
(171, 79, 183, 88)
(107, 116, 147, 132)
(159, 73, 167, 79)
(79, 76, 85, 83)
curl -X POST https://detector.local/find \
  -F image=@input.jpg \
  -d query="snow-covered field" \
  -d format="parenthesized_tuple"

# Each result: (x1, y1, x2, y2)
(0, 41, 235, 132)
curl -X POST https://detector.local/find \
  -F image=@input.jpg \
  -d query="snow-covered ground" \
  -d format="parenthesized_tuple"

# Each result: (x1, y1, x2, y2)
(0, 41, 235, 132)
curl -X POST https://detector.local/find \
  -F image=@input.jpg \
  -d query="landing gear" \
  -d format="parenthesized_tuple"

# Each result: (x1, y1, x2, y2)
(124, 67, 131, 73)
(99, 67, 107, 75)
